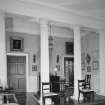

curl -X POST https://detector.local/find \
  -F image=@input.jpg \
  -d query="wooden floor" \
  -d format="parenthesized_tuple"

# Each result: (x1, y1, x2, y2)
(15, 92, 105, 105)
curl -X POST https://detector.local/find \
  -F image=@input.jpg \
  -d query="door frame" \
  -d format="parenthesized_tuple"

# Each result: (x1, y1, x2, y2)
(62, 55, 74, 76)
(6, 52, 29, 92)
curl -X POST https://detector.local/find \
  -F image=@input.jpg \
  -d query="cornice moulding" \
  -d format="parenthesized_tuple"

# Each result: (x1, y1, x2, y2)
(0, 0, 105, 30)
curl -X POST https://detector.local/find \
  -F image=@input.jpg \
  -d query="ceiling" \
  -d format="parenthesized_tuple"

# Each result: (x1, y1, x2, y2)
(20, 0, 105, 20)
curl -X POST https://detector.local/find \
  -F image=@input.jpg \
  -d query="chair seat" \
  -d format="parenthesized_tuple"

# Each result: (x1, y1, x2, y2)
(43, 92, 58, 97)
(80, 89, 94, 93)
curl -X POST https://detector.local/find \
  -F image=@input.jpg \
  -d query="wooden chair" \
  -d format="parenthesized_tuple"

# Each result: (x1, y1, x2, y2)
(85, 75, 91, 89)
(78, 80, 94, 102)
(42, 82, 58, 105)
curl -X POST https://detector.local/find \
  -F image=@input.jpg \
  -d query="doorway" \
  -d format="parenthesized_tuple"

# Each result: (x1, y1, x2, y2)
(64, 57, 74, 87)
(7, 55, 26, 92)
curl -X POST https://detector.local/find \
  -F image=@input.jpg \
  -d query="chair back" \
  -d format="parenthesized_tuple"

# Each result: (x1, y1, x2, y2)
(78, 80, 86, 91)
(85, 75, 91, 89)
(42, 82, 51, 94)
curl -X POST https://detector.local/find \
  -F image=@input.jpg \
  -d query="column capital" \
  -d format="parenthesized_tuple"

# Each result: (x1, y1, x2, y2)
(39, 18, 49, 25)
(98, 29, 105, 35)
(72, 24, 81, 30)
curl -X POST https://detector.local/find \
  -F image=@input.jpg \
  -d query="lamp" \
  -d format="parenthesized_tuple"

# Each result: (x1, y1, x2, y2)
(54, 66, 58, 76)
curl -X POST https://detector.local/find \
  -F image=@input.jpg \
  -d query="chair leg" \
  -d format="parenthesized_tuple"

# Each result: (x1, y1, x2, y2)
(78, 92, 80, 102)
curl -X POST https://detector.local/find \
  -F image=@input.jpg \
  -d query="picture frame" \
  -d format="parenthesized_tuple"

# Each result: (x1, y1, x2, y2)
(82, 63, 85, 70)
(93, 61, 99, 70)
(92, 50, 99, 61)
(87, 66, 91, 72)
(33, 54, 36, 63)
(32, 65, 37, 71)
(10, 36, 24, 51)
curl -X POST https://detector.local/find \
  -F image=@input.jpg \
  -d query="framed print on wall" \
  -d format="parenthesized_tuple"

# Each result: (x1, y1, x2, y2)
(10, 36, 24, 51)
(87, 66, 91, 72)
(81, 52, 85, 70)
(93, 61, 99, 70)
(92, 50, 99, 61)
(82, 63, 85, 70)
(32, 65, 37, 71)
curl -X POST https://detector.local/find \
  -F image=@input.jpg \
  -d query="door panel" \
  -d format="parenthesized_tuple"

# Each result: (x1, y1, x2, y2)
(18, 78, 25, 89)
(7, 56, 26, 92)
(8, 63, 17, 75)
(17, 64, 25, 75)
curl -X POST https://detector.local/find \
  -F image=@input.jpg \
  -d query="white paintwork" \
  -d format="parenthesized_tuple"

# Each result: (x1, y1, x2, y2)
(20, 0, 105, 21)
(12, 18, 40, 35)
(99, 31, 105, 95)
(73, 26, 82, 100)
(40, 19, 49, 105)
(40, 19, 49, 82)
(5, 16, 73, 38)
(6, 53, 29, 92)
(28, 76, 38, 92)
(0, 0, 105, 29)
(0, 10, 7, 89)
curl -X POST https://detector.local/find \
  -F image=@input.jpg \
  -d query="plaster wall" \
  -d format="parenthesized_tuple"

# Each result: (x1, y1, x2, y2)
(6, 32, 40, 92)
(6, 18, 73, 92)
(81, 33, 99, 93)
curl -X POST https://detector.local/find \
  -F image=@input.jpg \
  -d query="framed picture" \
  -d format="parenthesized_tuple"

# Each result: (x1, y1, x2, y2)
(10, 36, 24, 51)
(93, 61, 99, 70)
(92, 50, 99, 61)
(32, 65, 37, 71)
(82, 63, 85, 70)
(33, 54, 36, 63)
(87, 66, 91, 72)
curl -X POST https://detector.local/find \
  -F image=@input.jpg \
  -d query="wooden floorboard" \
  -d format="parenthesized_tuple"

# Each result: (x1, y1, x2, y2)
(15, 92, 105, 105)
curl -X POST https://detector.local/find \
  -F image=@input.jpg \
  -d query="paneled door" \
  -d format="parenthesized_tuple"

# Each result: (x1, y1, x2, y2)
(7, 56, 26, 92)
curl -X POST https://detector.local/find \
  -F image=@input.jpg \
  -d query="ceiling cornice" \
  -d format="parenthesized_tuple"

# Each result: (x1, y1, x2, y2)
(20, 0, 105, 21)
(0, 0, 105, 30)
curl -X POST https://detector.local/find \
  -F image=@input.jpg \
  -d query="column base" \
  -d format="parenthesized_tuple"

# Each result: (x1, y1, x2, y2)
(71, 93, 83, 102)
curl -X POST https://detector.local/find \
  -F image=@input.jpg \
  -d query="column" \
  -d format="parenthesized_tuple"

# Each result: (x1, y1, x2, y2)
(72, 25, 82, 100)
(40, 19, 49, 83)
(99, 31, 105, 95)
(40, 19, 49, 104)
(0, 10, 7, 89)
